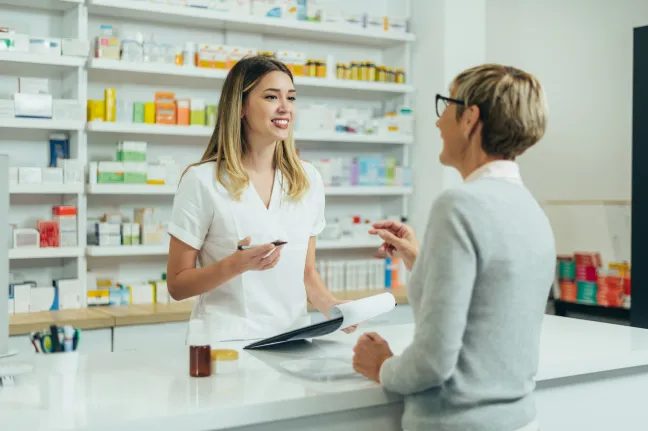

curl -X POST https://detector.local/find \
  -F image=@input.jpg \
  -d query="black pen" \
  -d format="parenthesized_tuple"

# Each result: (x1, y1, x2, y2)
(238, 241, 287, 250)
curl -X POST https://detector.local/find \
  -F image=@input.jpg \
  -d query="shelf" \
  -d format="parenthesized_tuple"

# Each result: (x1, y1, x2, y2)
(87, 59, 413, 95)
(0, 51, 84, 76)
(10, 183, 83, 194)
(87, 0, 414, 47)
(86, 183, 176, 195)
(553, 299, 631, 320)
(325, 186, 412, 196)
(87, 121, 412, 144)
(0, 0, 82, 12)
(9, 247, 82, 260)
(86, 245, 168, 257)
(0, 118, 84, 131)
(317, 238, 382, 250)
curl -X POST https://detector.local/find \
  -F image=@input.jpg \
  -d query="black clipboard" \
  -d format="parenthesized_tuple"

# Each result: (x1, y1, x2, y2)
(243, 317, 344, 350)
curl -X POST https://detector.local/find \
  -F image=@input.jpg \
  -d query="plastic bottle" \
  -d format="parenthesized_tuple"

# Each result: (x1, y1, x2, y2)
(188, 319, 211, 378)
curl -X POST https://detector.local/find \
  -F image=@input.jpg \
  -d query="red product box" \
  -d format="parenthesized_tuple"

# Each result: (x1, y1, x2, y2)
(575, 265, 597, 282)
(52, 206, 77, 216)
(37, 220, 60, 247)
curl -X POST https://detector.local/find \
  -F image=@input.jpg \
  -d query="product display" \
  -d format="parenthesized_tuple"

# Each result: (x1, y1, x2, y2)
(7, 277, 82, 314)
(556, 253, 630, 309)
(85, 272, 177, 307)
(316, 257, 404, 292)
(87, 208, 167, 247)
(0, 25, 88, 57)
(307, 156, 411, 187)
(296, 105, 413, 136)
(9, 206, 78, 250)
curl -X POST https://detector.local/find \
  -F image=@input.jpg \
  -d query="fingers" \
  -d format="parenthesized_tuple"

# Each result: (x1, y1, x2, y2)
(374, 229, 403, 247)
(237, 236, 252, 246)
(372, 220, 401, 230)
(248, 243, 276, 258)
(259, 247, 282, 270)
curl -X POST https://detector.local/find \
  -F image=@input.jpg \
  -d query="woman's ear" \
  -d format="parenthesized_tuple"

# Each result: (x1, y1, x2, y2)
(462, 105, 481, 139)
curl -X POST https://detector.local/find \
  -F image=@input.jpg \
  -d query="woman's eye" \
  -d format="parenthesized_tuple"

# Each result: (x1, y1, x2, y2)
(288, 97, 296, 101)
(265, 95, 277, 100)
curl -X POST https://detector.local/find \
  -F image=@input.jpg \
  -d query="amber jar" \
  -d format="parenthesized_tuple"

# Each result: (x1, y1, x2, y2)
(396, 68, 405, 84)
(188, 319, 211, 378)
(316, 60, 327, 78)
(307, 59, 317, 77)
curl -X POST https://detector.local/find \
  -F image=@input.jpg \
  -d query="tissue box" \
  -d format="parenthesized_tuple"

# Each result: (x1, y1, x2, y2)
(14, 93, 53, 118)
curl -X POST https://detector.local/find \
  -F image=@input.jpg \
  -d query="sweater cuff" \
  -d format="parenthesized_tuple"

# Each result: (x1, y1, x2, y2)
(379, 355, 399, 390)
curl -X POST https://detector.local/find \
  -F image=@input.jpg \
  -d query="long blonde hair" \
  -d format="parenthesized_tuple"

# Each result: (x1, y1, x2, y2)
(183, 55, 308, 200)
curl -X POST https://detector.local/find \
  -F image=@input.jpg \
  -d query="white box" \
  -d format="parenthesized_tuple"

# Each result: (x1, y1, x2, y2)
(29, 38, 61, 56)
(42, 167, 64, 184)
(13, 284, 31, 313)
(53, 99, 83, 121)
(56, 279, 82, 310)
(9, 33, 28, 52)
(18, 167, 42, 184)
(0, 99, 14, 118)
(8, 298, 14, 314)
(19, 78, 49, 95)
(30, 286, 57, 312)
(251, 0, 282, 17)
(60, 231, 77, 247)
(62, 159, 83, 184)
(9, 167, 18, 184)
(14, 93, 53, 118)
(61, 38, 89, 57)
(129, 283, 154, 304)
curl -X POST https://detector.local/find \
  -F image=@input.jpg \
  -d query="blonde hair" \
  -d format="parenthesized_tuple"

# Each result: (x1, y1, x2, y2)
(184, 56, 308, 200)
(452, 64, 548, 159)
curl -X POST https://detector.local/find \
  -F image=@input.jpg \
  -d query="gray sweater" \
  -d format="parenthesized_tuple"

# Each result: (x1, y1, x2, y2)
(380, 178, 556, 431)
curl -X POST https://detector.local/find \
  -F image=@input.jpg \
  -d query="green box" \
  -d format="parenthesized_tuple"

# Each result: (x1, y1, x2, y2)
(576, 281, 597, 304)
(133, 102, 145, 123)
(97, 172, 124, 183)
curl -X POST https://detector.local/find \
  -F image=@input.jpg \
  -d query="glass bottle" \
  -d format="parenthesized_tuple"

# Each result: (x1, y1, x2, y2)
(189, 319, 211, 378)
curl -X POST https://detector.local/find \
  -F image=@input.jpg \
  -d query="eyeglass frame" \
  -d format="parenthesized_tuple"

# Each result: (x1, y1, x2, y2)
(436, 94, 465, 118)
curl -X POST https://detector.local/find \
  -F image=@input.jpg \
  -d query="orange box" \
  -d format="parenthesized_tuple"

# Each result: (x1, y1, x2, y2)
(155, 101, 177, 125)
(176, 98, 190, 126)
(155, 91, 175, 102)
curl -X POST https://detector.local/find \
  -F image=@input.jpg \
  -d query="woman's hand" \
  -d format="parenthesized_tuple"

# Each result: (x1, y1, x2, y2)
(323, 299, 358, 334)
(369, 220, 419, 271)
(227, 236, 284, 275)
(352, 332, 393, 382)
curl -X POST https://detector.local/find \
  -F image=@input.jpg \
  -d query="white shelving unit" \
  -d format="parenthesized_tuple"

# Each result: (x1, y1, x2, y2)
(1, 0, 414, 314)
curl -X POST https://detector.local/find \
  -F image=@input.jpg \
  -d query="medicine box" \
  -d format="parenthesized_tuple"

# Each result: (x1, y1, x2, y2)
(87, 289, 110, 306)
(14, 93, 53, 118)
(18, 167, 42, 184)
(61, 159, 83, 184)
(97, 161, 124, 183)
(42, 167, 64, 184)
(37, 220, 60, 248)
(54, 279, 82, 310)
(13, 284, 32, 313)
(62, 38, 89, 57)
(117, 141, 147, 162)
(30, 286, 58, 312)
(123, 162, 148, 184)
(29, 38, 61, 56)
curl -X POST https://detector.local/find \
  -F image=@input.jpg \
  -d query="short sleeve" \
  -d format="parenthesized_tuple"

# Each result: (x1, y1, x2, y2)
(310, 165, 326, 237)
(167, 166, 214, 250)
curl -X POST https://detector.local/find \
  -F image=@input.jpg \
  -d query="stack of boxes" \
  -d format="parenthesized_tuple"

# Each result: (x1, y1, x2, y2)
(88, 208, 165, 247)
(556, 252, 631, 309)
(86, 272, 176, 306)
(9, 278, 82, 314)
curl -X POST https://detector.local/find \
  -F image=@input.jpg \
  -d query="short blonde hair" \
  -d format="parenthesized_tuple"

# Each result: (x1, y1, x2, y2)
(453, 64, 547, 159)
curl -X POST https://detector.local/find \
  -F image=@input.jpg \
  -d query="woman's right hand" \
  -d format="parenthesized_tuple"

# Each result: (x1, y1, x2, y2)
(369, 220, 419, 271)
(228, 237, 283, 275)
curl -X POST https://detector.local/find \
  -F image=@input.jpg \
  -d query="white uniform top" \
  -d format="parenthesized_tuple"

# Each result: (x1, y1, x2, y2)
(168, 160, 326, 343)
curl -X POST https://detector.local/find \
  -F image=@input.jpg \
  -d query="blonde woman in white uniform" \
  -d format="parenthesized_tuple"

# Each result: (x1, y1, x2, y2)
(166, 56, 353, 342)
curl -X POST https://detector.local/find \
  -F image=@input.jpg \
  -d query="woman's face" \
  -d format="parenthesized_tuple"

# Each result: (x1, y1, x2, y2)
(436, 87, 468, 168)
(242, 71, 296, 144)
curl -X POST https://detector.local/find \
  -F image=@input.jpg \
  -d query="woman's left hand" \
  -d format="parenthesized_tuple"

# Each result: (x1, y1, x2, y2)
(323, 300, 358, 333)
(352, 332, 393, 382)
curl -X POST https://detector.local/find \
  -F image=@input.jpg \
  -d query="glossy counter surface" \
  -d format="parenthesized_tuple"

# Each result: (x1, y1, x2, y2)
(2, 315, 648, 431)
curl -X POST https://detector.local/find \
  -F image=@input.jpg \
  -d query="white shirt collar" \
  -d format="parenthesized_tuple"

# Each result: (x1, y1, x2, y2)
(464, 160, 523, 185)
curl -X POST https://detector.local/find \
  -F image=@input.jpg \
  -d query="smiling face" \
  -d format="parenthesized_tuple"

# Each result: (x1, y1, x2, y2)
(436, 87, 468, 168)
(242, 71, 296, 145)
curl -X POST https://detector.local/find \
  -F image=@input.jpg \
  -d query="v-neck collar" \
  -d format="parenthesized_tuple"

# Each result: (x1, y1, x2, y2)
(247, 168, 283, 212)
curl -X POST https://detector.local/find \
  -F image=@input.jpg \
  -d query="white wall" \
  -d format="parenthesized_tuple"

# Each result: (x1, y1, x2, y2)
(485, 0, 648, 262)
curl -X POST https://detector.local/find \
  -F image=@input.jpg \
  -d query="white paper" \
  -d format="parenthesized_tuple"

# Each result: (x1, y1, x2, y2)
(328, 292, 396, 328)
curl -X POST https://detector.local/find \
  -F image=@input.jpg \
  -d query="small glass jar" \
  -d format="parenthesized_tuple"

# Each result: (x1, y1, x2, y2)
(189, 319, 211, 378)
(316, 60, 326, 78)
(350, 61, 360, 80)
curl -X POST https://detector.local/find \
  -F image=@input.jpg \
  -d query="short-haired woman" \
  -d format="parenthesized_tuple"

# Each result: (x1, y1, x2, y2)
(166, 56, 352, 343)
(352, 64, 555, 431)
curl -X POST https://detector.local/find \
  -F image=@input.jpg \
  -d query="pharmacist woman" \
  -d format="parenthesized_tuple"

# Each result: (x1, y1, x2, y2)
(166, 55, 353, 343)
(352, 65, 555, 431)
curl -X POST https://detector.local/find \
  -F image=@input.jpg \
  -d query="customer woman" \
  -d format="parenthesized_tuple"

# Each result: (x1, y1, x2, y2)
(352, 64, 555, 431)
(166, 55, 351, 343)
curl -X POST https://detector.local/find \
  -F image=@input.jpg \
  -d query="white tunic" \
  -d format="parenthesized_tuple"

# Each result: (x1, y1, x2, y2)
(168, 160, 325, 342)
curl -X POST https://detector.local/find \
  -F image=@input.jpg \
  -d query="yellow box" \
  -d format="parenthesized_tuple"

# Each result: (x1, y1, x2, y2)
(144, 102, 156, 124)
(87, 100, 105, 121)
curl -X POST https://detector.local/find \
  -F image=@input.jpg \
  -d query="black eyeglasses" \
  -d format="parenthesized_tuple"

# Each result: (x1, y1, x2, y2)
(436, 94, 465, 118)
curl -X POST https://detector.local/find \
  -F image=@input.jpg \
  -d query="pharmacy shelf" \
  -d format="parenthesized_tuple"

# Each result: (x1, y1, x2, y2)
(0, 0, 81, 12)
(87, 121, 412, 144)
(87, 0, 415, 47)
(9, 247, 82, 260)
(86, 183, 411, 196)
(87, 239, 380, 257)
(10, 183, 83, 194)
(325, 186, 412, 196)
(0, 51, 85, 75)
(86, 183, 176, 195)
(317, 238, 382, 250)
(86, 245, 168, 257)
(87, 121, 212, 137)
(87, 59, 413, 95)
(0, 118, 84, 131)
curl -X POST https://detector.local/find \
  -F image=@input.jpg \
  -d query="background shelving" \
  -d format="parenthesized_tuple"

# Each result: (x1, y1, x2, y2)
(2, 0, 414, 319)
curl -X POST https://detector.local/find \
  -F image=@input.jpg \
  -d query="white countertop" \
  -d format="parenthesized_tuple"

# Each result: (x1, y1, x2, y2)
(2, 315, 648, 431)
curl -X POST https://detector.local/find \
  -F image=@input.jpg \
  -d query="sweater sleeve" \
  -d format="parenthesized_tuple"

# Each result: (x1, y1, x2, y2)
(379, 190, 478, 395)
